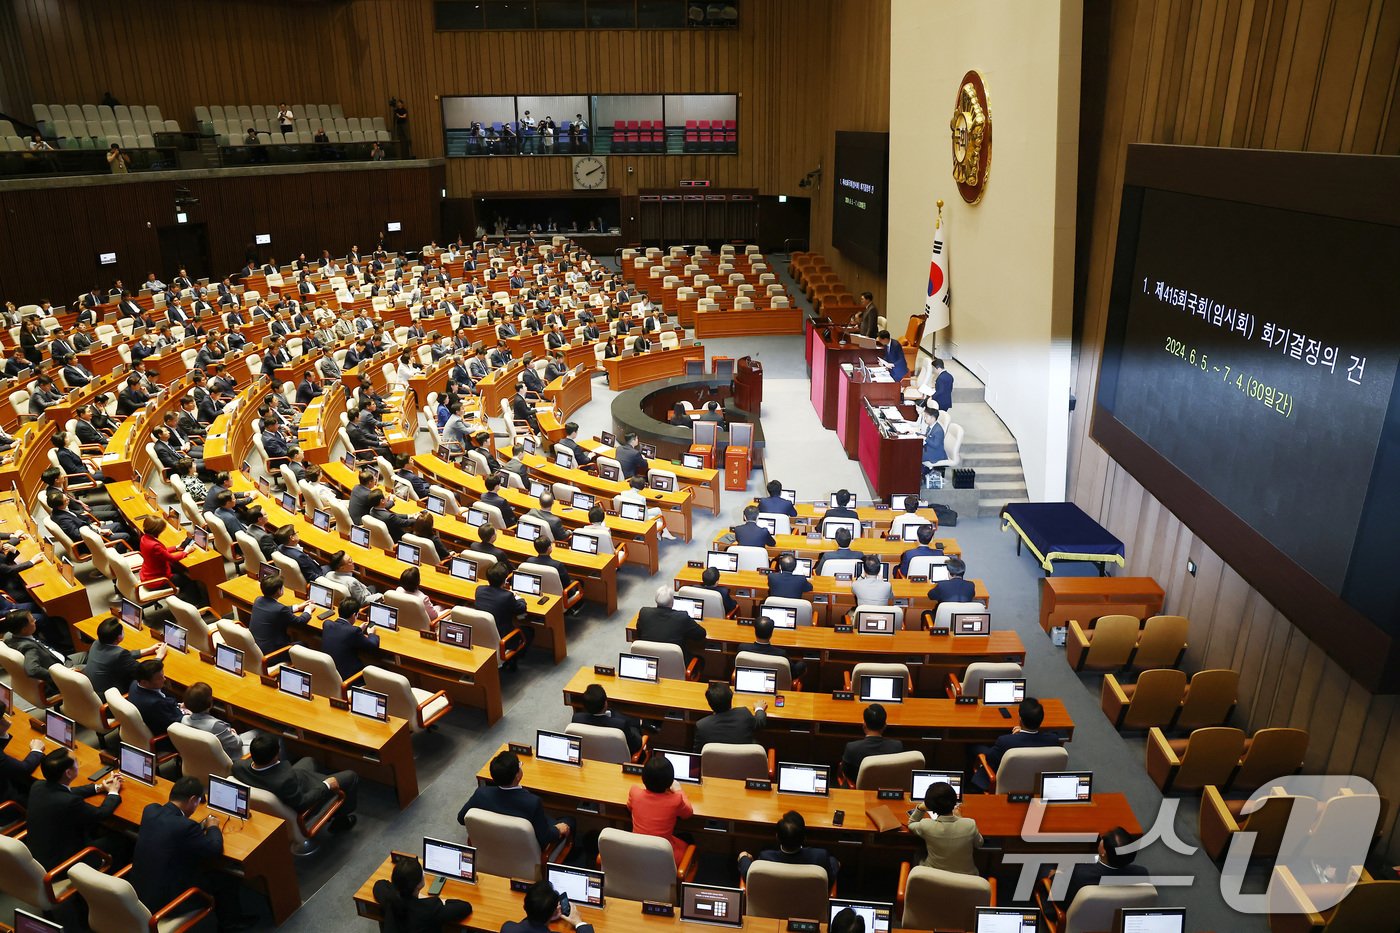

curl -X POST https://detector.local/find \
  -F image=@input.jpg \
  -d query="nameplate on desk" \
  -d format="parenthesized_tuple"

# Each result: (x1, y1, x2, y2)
(908, 576, 928, 584)
(576, 801, 600, 814)
(831, 690, 855, 701)
(788, 921, 820, 933)
(736, 618, 754, 627)
(704, 819, 729, 832)
(874, 504, 889, 511)
(834, 573, 852, 583)
(930, 628, 950, 636)
(508, 743, 533, 757)
(745, 779, 772, 792)
(418, 629, 436, 640)
(1008, 793, 1033, 804)
(594, 665, 616, 677)
(509, 878, 532, 893)
(687, 560, 704, 569)
(755, 567, 773, 575)
(876, 789, 905, 801)
(642, 902, 676, 918)
(813, 595, 829, 604)
(955, 696, 978, 705)
(622, 763, 645, 776)
(894, 599, 909, 608)
(833, 624, 853, 633)
(329, 697, 349, 711)
(198, 651, 215, 665)
(258, 674, 276, 688)
(806, 532, 822, 541)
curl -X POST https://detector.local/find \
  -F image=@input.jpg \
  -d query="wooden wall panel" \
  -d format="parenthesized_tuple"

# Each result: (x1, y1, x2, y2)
(1071, 0, 1400, 859)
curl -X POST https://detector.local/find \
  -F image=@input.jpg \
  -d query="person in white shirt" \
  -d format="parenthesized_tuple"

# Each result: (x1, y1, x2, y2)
(850, 555, 894, 607)
(324, 550, 378, 605)
(277, 104, 294, 136)
(395, 352, 422, 385)
(619, 476, 676, 540)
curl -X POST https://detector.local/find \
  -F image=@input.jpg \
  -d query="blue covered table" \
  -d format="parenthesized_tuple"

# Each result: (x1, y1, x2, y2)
(1000, 502, 1126, 574)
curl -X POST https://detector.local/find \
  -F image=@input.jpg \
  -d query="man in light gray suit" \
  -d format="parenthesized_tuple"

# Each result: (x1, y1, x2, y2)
(850, 555, 894, 607)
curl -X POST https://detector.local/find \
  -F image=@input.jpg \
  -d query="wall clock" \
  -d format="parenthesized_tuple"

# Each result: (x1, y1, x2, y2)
(572, 156, 608, 190)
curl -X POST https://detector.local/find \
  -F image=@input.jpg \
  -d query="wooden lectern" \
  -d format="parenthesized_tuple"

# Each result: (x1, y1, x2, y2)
(735, 356, 764, 413)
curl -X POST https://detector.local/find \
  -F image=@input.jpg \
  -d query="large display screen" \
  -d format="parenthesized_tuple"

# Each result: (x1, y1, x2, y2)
(831, 131, 889, 271)
(1093, 145, 1400, 691)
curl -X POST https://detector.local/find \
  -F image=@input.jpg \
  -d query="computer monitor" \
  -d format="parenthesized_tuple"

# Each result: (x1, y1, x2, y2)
(900, 522, 929, 542)
(438, 619, 472, 648)
(656, 748, 702, 783)
(44, 711, 75, 749)
(207, 775, 250, 819)
(350, 525, 371, 547)
(425, 494, 447, 516)
(258, 562, 279, 581)
(734, 666, 777, 696)
(755, 515, 778, 534)
(856, 609, 899, 634)
(776, 762, 830, 796)
(570, 532, 599, 555)
(858, 674, 905, 704)
(312, 509, 332, 531)
(521, 435, 538, 454)
(573, 493, 597, 511)
(342, 452, 357, 469)
(974, 908, 1041, 933)
(516, 521, 541, 542)
(619, 501, 645, 522)
(423, 837, 477, 883)
(162, 622, 188, 652)
(705, 550, 738, 572)
(952, 612, 992, 635)
(650, 473, 675, 493)
(369, 603, 399, 631)
(792, 557, 813, 577)
(598, 463, 621, 482)
(760, 605, 797, 629)
(309, 582, 334, 610)
(822, 520, 857, 540)
(640, 443, 657, 459)
(349, 686, 389, 721)
(618, 653, 659, 682)
(535, 729, 582, 766)
(981, 678, 1027, 706)
(546, 863, 606, 908)
(672, 595, 705, 621)
(911, 770, 962, 801)
(1116, 908, 1185, 933)
(466, 508, 489, 527)
(682, 453, 704, 470)
(829, 493, 859, 508)
(511, 571, 542, 596)
(119, 597, 142, 629)
(831, 900, 893, 933)
(279, 491, 298, 513)
(278, 666, 313, 700)
(555, 449, 575, 469)
(396, 541, 421, 565)
(449, 556, 479, 581)
(191, 525, 209, 549)
(118, 743, 156, 784)
(14, 908, 63, 933)
(780, 489, 797, 503)
(0, 683, 10, 712)
(680, 884, 743, 927)
(600, 431, 616, 446)
(1039, 771, 1093, 803)
(215, 643, 244, 676)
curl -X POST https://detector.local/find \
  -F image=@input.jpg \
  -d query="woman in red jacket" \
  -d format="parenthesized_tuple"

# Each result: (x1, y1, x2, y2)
(139, 514, 207, 603)
(626, 753, 693, 865)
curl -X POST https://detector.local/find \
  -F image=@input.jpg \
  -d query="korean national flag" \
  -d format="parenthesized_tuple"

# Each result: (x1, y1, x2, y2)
(924, 220, 951, 333)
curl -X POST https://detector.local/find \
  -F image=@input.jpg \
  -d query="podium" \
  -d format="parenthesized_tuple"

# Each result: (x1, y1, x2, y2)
(735, 356, 763, 413)
(856, 399, 923, 501)
(725, 422, 754, 491)
(689, 420, 719, 470)
(837, 363, 903, 460)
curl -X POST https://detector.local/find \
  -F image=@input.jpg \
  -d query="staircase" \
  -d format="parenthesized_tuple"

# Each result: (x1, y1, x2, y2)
(925, 360, 1029, 518)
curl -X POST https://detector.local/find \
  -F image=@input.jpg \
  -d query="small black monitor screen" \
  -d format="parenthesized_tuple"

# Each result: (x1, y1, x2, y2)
(423, 838, 476, 882)
(14, 909, 63, 933)
(208, 775, 250, 818)
(680, 884, 743, 927)
(657, 748, 702, 783)
(831, 132, 889, 272)
(830, 900, 892, 933)
(439, 619, 472, 647)
(546, 863, 605, 907)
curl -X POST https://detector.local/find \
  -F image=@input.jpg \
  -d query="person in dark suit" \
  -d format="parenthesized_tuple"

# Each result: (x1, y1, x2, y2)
(841, 703, 904, 783)
(697, 566, 737, 615)
(875, 330, 908, 382)
(249, 573, 310, 655)
(930, 357, 954, 413)
(1052, 827, 1149, 910)
(732, 505, 776, 547)
(857, 291, 878, 339)
(694, 682, 766, 751)
(557, 422, 594, 467)
(502, 880, 594, 933)
(367, 490, 413, 543)
(0, 699, 45, 804)
(767, 554, 814, 599)
(756, 480, 797, 518)
(571, 684, 643, 754)
(510, 382, 541, 433)
(348, 469, 378, 525)
(474, 562, 527, 653)
(697, 400, 727, 430)
(373, 853, 474, 933)
(635, 587, 707, 662)
(615, 432, 647, 480)
(528, 538, 572, 590)
(321, 597, 380, 680)
(73, 405, 109, 447)
(273, 526, 325, 586)
(129, 777, 252, 928)
(972, 697, 1062, 791)
(232, 735, 358, 832)
(928, 556, 977, 603)
(480, 474, 518, 527)
(815, 528, 865, 574)
(47, 488, 138, 547)
(745, 615, 807, 680)
(128, 658, 184, 739)
(738, 810, 839, 884)
(825, 489, 860, 521)
(899, 524, 946, 577)
(456, 750, 571, 849)
(27, 749, 125, 869)
(85, 617, 165, 699)
(296, 371, 323, 406)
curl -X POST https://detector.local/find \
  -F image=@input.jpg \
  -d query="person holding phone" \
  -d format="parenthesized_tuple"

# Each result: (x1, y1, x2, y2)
(908, 780, 982, 875)
(373, 853, 473, 933)
(505, 881, 593, 933)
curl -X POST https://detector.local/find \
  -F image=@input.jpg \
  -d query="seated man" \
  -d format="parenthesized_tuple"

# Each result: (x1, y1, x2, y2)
(84, 617, 165, 699)
(850, 554, 894, 607)
(898, 524, 945, 577)
(321, 597, 380, 680)
(746, 614, 806, 679)
(972, 697, 1061, 791)
(694, 682, 766, 751)
(909, 780, 982, 875)
(181, 682, 248, 760)
(766, 553, 813, 599)
(732, 505, 776, 548)
(480, 474, 518, 527)
(696, 565, 737, 615)
(738, 810, 838, 884)
(825, 489, 859, 521)
(570, 683, 643, 755)
(928, 556, 976, 603)
(756, 479, 797, 518)
(456, 749, 571, 850)
(504, 880, 593, 933)
(273, 526, 324, 586)
(528, 537, 572, 590)
(1048, 827, 1148, 913)
(27, 749, 126, 869)
(526, 491, 569, 542)
(635, 586, 706, 663)
(249, 573, 311, 655)
(126, 659, 184, 740)
(841, 703, 903, 783)
(474, 562, 528, 652)
(814, 528, 864, 574)
(232, 734, 358, 832)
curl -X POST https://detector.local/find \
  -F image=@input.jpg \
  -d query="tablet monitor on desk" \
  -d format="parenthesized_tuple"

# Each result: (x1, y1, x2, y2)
(574, 493, 597, 512)
(119, 597, 142, 629)
(830, 900, 892, 933)
(45, 711, 75, 749)
(425, 494, 447, 516)
(858, 674, 904, 703)
(640, 443, 657, 459)
(350, 526, 370, 547)
(520, 435, 538, 455)
(618, 501, 644, 522)
(650, 474, 675, 493)
(856, 609, 899, 634)
(734, 666, 777, 696)
(547, 862, 605, 907)
(760, 605, 797, 629)
(570, 533, 599, 555)
(258, 562, 279, 582)
(191, 525, 209, 550)
(682, 453, 704, 470)
(449, 556, 479, 582)
(618, 652, 659, 682)
(207, 775, 249, 819)
(1116, 908, 1184, 933)
(600, 431, 616, 446)
(755, 515, 777, 534)
(396, 542, 421, 565)
(555, 449, 575, 469)
(829, 493, 859, 508)
(511, 571, 542, 596)
(309, 582, 334, 610)
(705, 550, 738, 572)
(118, 743, 155, 784)
(14, 909, 63, 933)
(672, 596, 704, 620)
(278, 666, 313, 700)
(349, 686, 389, 721)
(279, 492, 298, 513)
(162, 622, 188, 652)
(215, 644, 244, 676)
(312, 509, 332, 531)
(780, 489, 797, 503)
(535, 729, 581, 766)
(656, 748, 702, 783)
(369, 603, 399, 631)
(911, 770, 962, 801)
(466, 508, 489, 528)
(1039, 771, 1093, 803)
(680, 884, 743, 927)
(974, 908, 1041, 933)
(981, 678, 1026, 706)
(528, 481, 547, 498)
(776, 762, 830, 796)
(952, 612, 992, 635)
(438, 619, 472, 648)
(516, 521, 540, 542)
(792, 557, 813, 577)
(423, 837, 476, 883)
(900, 523, 930, 541)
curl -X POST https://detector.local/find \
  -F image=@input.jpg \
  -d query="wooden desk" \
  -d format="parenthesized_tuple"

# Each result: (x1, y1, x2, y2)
(543, 370, 593, 421)
(477, 359, 528, 418)
(717, 532, 962, 566)
(693, 306, 804, 339)
(837, 365, 903, 460)
(602, 344, 705, 391)
(1038, 576, 1166, 634)
(104, 480, 233, 617)
(73, 615, 420, 808)
(624, 613, 1026, 694)
(513, 450, 695, 542)
(857, 401, 922, 503)
(579, 439, 721, 516)
(562, 668, 1073, 767)
(809, 332, 870, 429)
(3, 716, 303, 922)
(783, 503, 940, 531)
(220, 575, 503, 723)
(0, 490, 92, 627)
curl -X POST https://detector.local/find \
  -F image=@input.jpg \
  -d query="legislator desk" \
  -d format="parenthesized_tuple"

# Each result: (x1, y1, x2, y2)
(0, 486, 92, 627)
(73, 614, 421, 808)
(233, 477, 570, 663)
(561, 669, 1072, 766)
(1038, 576, 1165, 635)
(693, 305, 804, 339)
(102, 382, 193, 483)
(410, 453, 661, 574)
(477, 358, 529, 418)
(2, 716, 304, 922)
(45, 366, 129, 428)
(838, 364, 904, 459)
(773, 502, 941, 532)
(624, 613, 1026, 693)
(857, 400, 923, 502)
(103, 480, 233, 617)
(808, 324, 876, 429)
(602, 343, 705, 391)
(713, 532, 962, 566)
(220, 575, 503, 722)
(74, 340, 125, 381)
(510, 448, 696, 542)
(672, 565, 988, 627)
(580, 439, 721, 516)
(296, 385, 348, 464)
(543, 367, 593, 421)
(563, 339, 602, 372)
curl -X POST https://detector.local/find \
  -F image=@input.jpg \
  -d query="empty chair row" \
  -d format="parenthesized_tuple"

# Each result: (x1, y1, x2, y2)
(42, 117, 178, 139)
(207, 115, 387, 134)
(1147, 725, 1308, 794)
(217, 129, 390, 146)
(197, 103, 346, 123)
(1067, 613, 1188, 672)
(1100, 668, 1238, 731)
(33, 102, 164, 125)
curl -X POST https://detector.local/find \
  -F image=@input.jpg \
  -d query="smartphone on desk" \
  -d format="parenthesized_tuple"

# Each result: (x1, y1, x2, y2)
(428, 875, 447, 896)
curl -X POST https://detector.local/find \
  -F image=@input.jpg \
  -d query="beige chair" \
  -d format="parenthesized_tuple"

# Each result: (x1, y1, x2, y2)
(977, 746, 1069, 795)
(1066, 614, 1139, 671)
(630, 639, 696, 680)
(360, 513, 396, 551)
(761, 596, 812, 627)
(564, 722, 640, 765)
(104, 687, 178, 766)
(744, 862, 831, 919)
(270, 552, 310, 596)
(1175, 668, 1239, 730)
(0, 642, 59, 710)
(203, 512, 241, 566)
(845, 662, 913, 695)
(112, 557, 175, 608)
(166, 721, 234, 782)
(0, 832, 106, 916)
(1198, 784, 1311, 863)
(520, 560, 582, 611)
(69, 860, 214, 933)
(947, 661, 1023, 699)
(289, 645, 355, 700)
(450, 606, 523, 667)
(1230, 727, 1308, 791)
(235, 531, 265, 577)
(929, 600, 989, 632)
(361, 666, 451, 733)
(1267, 873, 1400, 933)
(1131, 614, 1189, 669)
(734, 650, 796, 691)
(165, 596, 222, 654)
(1054, 883, 1157, 933)
(854, 750, 926, 791)
(382, 589, 447, 633)
(1100, 668, 1188, 731)
(245, 778, 345, 856)
(401, 532, 442, 565)
(676, 585, 727, 620)
(1146, 726, 1246, 794)
(598, 827, 696, 903)
(700, 743, 775, 781)
(214, 620, 290, 674)
(897, 864, 993, 931)
(463, 809, 570, 881)
(50, 664, 118, 742)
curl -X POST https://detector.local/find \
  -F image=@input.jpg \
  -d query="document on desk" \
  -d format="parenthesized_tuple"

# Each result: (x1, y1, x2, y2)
(878, 406, 904, 419)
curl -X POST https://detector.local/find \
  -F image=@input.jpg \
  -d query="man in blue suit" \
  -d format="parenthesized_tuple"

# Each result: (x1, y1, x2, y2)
(972, 697, 1061, 790)
(503, 881, 595, 933)
(767, 554, 813, 599)
(898, 524, 946, 577)
(815, 528, 865, 574)
(732, 505, 776, 548)
(928, 556, 976, 603)
(756, 479, 797, 518)
(456, 750, 571, 848)
(615, 432, 648, 480)
(876, 330, 908, 382)
(931, 357, 954, 412)
(738, 811, 839, 884)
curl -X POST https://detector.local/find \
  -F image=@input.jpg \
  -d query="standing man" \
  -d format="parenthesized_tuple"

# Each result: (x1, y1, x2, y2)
(857, 292, 879, 339)
(930, 357, 954, 413)
(392, 98, 412, 158)
(876, 330, 908, 382)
